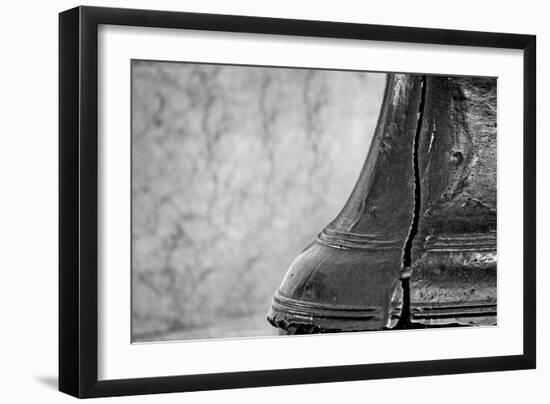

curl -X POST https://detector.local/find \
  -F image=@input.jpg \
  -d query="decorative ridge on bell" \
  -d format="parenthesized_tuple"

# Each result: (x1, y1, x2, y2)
(317, 227, 404, 251)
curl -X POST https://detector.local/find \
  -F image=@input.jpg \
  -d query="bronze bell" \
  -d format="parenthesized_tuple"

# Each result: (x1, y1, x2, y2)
(267, 73, 497, 334)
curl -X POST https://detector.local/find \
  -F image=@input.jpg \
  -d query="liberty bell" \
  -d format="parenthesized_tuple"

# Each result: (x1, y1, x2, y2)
(267, 73, 497, 333)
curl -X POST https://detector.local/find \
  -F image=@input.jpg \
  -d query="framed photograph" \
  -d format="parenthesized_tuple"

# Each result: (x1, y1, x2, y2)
(59, 6, 536, 398)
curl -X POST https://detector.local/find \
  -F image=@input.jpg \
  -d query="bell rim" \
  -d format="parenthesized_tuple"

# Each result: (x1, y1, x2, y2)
(267, 291, 400, 332)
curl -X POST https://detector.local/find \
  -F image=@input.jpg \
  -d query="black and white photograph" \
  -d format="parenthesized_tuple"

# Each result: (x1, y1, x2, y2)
(131, 61, 497, 343)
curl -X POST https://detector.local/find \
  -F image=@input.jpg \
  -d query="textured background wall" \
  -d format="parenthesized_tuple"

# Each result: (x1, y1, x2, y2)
(131, 60, 386, 341)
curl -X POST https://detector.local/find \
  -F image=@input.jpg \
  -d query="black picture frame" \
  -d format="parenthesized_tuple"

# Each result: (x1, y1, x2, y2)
(59, 5, 536, 398)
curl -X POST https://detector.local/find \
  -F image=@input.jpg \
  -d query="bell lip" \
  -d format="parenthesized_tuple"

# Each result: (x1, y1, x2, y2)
(267, 291, 398, 332)
(410, 301, 497, 326)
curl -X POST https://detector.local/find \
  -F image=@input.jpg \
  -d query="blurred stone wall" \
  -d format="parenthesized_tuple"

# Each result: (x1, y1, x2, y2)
(132, 60, 386, 341)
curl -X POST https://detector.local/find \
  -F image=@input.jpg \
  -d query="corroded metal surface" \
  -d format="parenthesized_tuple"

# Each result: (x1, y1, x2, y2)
(410, 76, 497, 326)
(267, 74, 424, 332)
